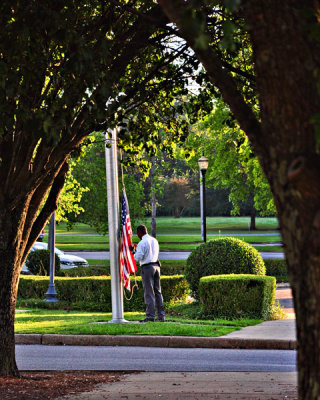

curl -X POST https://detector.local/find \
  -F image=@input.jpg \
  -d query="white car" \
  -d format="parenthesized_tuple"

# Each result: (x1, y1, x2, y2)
(22, 241, 89, 273)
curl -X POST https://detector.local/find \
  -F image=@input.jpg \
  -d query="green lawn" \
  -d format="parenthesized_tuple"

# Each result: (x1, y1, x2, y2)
(56, 243, 109, 251)
(15, 306, 262, 337)
(55, 223, 97, 235)
(53, 217, 279, 236)
(154, 216, 279, 234)
(54, 242, 283, 253)
(51, 234, 281, 244)
(45, 217, 282, 253)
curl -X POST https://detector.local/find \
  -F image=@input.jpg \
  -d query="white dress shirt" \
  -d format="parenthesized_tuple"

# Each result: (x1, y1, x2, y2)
(134, 234, 159, 266)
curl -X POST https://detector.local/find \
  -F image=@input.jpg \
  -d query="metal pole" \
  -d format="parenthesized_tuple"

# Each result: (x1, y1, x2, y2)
(105, 128, 127, 323)
(200, 170, 207, 242)
(45, 212, 58, 302)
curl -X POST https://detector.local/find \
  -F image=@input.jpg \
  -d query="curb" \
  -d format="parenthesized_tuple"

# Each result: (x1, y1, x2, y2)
(15, 334, 297, 350)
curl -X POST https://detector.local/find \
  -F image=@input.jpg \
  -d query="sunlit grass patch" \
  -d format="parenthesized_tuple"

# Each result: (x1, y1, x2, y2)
(15, 304, 263, 337)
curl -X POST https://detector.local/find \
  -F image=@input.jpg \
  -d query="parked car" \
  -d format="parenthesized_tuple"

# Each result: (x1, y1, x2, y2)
(21, 242, 89, 274)
(37, 228, 45, 242)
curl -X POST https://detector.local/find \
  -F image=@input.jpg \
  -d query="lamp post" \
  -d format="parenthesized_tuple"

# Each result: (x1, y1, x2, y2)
(198, 154, 209, 242)
(45, 212, 58, 302)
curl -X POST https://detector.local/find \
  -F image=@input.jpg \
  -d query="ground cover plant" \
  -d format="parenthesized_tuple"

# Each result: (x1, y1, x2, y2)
(15, 306, 262, 337)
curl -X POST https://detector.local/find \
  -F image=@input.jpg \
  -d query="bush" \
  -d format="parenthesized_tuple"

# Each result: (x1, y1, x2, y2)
(57, 260, 186, 277)
(199, 274, 276, 319)
(18, 275, 189, 312)
(25, 250, 60, 275)
(185, 237, 265, 298)
(136, 260, 186, 276)
(57, 266, 109, 277)
(264, 259, 288, 282)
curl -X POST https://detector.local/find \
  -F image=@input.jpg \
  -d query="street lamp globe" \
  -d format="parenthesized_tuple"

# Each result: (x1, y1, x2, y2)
(198, 155, 209, 172)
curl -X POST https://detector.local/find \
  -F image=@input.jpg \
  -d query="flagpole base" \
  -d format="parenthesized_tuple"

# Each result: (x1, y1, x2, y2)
(108, 318, 129, 324)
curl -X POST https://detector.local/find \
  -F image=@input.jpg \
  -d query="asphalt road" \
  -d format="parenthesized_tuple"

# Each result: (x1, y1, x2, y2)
(67, 250, 284, 260)
(16, 346, 296, 372)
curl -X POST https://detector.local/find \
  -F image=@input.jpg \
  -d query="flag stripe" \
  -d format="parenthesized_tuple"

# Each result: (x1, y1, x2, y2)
(120, 189, 137, 290)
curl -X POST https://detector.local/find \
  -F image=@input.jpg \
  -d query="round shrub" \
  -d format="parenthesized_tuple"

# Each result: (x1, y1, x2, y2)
(185, 237, 265, 299)
(25, 249, 61, 275)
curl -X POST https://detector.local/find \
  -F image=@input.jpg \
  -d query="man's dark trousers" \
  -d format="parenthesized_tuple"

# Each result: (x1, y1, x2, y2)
(141, 264, 165, 319)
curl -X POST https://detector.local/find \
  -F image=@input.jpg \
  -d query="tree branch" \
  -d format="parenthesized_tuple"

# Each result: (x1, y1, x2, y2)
(158, 0, 265, 159)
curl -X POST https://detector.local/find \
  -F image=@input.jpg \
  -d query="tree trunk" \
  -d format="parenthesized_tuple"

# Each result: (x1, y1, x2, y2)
(242, 3, 320, 397)
(0, 255, 19, 377)
(151, 187, 157, 238)
(249, 193, 256, 231)
(158, 1, 320, 397)
(0, 210, 23, 376)
(249, 211, 256, 231)
(0, 162, 68, 376)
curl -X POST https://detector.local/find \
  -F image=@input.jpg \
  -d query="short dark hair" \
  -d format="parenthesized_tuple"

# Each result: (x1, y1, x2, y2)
(136, 225, 147, 235)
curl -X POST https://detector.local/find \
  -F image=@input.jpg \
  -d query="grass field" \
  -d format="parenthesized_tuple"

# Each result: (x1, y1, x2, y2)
(153, 216, 279, 234)
(51, 234, 281, 244)
(53, 242, 283, 253)
(45, 217, 283, 254)
(15, 305, 262, 337)
(53, 217, 279, 236)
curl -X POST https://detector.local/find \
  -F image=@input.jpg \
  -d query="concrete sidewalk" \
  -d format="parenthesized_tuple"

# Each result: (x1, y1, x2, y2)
(57, 372, 298, 400)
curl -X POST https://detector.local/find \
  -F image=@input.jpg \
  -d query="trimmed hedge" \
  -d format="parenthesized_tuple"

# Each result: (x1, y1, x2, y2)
(25, 250, 61, 275)
(57, 266, 109, 277)
(264, 259, 288, 282)
(185, 237, 265, 298)
(57, 260, 186, 277)
(199, 274, 276, 319)
(18, 275, 189, 312)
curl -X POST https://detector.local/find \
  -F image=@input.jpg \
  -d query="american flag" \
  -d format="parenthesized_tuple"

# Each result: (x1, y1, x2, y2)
(120, 189, 137, 290)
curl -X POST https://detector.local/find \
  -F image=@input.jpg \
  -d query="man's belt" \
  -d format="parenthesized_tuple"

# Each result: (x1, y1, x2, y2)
(141, 260, 161, 267)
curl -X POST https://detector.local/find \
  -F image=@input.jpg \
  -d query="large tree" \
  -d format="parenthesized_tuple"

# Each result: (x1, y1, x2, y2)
(188, 99, 275, 229)
(158, 1, 320, 398)
(0, 0, 198, 376)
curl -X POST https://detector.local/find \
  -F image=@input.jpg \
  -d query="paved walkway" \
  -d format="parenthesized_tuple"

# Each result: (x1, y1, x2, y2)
(57, 372, 298, 400)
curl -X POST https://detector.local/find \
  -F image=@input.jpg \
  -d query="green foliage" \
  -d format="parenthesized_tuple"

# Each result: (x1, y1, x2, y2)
(264, 259, 288, 282)
(25, 250, 60, 276)
(55, 160, 89, 225)
(57, 260, 186, 277)
(18, 275, 189, 312)
(185, 237, 265, 298)
(199, 274, 276, 319)
(158, 261, 186, 276)
(72, 132, 146, 234)
(57, 266, 109, 277)
(187, 100, 276, 218)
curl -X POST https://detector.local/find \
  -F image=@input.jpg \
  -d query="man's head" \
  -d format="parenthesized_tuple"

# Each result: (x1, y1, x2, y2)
(136, 225, 147, 240)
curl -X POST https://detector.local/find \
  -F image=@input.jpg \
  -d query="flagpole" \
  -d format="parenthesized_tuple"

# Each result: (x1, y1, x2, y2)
(105, 128, 127, 323)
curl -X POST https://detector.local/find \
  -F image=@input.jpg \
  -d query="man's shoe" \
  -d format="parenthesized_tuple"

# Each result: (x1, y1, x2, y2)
(139, 317, 155, 323)
(156, 317, 165, 322)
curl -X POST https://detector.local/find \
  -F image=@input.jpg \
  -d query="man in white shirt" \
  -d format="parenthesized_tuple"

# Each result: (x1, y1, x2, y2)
(131, 225, 165, 323)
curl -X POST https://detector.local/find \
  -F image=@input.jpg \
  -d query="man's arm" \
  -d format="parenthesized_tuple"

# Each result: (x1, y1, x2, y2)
(133, 241, 145, 262)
